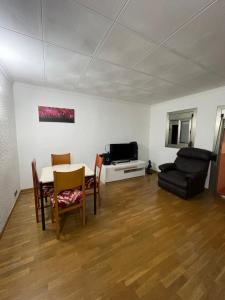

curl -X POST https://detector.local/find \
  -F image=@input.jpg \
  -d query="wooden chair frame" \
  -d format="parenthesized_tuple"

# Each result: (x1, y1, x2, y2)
(51, 153, 71, 166)
(86, 154, 103, 206)
(31, 159, 51, 223)
(53, 167, 86, 239)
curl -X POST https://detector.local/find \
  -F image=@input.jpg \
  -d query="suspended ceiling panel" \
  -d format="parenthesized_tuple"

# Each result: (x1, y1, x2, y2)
(0, 0, 224, 104)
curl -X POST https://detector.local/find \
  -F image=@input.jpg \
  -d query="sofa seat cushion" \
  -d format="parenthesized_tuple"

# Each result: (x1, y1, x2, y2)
(158, 170, 188, 189)
(50, 189, 83, 208)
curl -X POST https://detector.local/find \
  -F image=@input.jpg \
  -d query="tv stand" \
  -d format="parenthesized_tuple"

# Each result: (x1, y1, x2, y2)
(112, 160, 130, 165)
(101, 160, 146, 183)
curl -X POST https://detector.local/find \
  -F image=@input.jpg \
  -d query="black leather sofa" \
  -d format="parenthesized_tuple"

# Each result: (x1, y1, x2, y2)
(158, 147, 213, 199)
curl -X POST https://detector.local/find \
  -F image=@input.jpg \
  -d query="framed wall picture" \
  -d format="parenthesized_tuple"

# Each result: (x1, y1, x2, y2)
(38, 106, 75, 123)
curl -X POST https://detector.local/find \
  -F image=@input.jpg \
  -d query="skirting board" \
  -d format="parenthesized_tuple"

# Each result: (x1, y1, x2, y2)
(0, 189, 21, 239)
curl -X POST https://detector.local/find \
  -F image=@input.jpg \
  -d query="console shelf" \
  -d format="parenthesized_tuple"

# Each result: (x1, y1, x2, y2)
(101, 160, 146, 183)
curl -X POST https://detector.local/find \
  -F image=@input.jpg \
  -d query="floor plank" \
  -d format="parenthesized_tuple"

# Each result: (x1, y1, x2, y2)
(1, 174, 225, 299)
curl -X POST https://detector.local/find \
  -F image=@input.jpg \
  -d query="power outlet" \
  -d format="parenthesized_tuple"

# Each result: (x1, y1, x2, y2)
(14, 190, 17, 197)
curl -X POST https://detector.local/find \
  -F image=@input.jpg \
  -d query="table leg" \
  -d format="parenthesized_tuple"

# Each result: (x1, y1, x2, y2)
(40, 182, 45, 230)
(94, 175, 96, 215)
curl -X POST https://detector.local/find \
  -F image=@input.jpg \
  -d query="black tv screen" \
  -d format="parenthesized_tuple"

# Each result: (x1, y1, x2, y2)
(110, 143, 133, 161)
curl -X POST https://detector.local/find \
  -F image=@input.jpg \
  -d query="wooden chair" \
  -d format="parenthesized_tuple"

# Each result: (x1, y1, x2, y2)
(31, 160, 53, 223)
(85, 154, 103, 206)
(51, 153, 71, 166)
(51, 167, 86, 239)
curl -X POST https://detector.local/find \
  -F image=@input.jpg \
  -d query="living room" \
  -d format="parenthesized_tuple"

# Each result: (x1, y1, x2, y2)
(1, 1, 225, 299)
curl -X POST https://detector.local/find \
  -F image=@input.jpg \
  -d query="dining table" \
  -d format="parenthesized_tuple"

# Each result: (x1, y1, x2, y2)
(39, 163, 96, 230)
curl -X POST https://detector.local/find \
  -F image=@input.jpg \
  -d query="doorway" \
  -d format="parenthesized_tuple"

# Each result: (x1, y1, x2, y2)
(209, 106, 225, 195)
(217, 127, 225, 195)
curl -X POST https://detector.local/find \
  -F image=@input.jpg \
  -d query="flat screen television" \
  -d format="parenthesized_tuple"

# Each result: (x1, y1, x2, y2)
(110, 142, 137, 162)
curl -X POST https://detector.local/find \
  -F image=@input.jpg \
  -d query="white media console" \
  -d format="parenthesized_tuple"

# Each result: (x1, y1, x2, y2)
(101, 160, 146, 183)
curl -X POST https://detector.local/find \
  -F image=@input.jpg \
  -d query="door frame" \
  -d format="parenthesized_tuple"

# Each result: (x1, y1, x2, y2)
(209, 105, 225, 193)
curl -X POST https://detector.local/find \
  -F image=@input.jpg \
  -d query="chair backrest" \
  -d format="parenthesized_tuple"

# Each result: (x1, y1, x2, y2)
(51, 153, 71, 166)
(175, 147, 212, 174)
(31, 159, 40, 200)
(95, 154, 103, 180)
(53, 167, 85, 194)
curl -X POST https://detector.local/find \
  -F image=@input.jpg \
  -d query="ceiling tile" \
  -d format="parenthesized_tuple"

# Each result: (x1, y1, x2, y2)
(0, 0, 223, 104)
(165, 1, 225, 77)
(177, 71, 225, 92)
(74, 83, 123, 101)
(134, 46, 184, 76)
(45, 44, 91, 89)
(149, 73, 225, 103)
(77, 77, 113, 90)
(118, 0, 213, 43)
(137, 77, 174, 92)
(75, 0, 126, 19)
(43, 0, 112, 55)
(149, 84, 191, 103)
(85, 59, 153, 87)
(0, 28, 43, 82)
(75, 77, 121, 99)
(0, 0, 42, 38)
(97, 24, 156, 67)
(76, 76, 153, 102)
(154, 54, 206, 84)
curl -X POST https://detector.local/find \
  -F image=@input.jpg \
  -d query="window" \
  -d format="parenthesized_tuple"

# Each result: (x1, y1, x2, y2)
(165, 108, 197, 148)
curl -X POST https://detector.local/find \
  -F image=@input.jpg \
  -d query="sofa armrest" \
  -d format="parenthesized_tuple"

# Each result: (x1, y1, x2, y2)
(185, 172, 206, 189)
(159, 163, 176, 172)
(185, 172, 207, 197)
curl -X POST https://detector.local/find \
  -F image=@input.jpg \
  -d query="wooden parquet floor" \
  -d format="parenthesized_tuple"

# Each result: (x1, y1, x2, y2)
(1, 174, 225, 300)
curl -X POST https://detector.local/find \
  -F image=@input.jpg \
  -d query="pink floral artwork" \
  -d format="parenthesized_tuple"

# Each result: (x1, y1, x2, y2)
(38, 106, 75, 123)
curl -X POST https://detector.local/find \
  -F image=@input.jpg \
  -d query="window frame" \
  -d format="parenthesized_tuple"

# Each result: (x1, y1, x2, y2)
(165, 108, 197, 149)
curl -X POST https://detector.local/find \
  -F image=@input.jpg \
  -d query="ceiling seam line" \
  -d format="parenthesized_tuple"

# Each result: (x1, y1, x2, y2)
(75, 0, 131, 87)
(73, 0, 115, 21)
(132, 0, 218, 68)
(160, 0, 218, 46)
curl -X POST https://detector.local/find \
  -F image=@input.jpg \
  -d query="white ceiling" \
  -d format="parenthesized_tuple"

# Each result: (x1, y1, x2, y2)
(0, 0, 225, 104)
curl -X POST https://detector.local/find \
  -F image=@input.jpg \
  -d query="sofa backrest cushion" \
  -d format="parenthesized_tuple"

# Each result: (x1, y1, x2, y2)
(177, 147, 212, 161)
(175, 147, 212, 174)
(175, 157, 209, 174)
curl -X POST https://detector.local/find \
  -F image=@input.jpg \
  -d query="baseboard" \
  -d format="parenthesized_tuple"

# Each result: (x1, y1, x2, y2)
(0, 189, 21, 239)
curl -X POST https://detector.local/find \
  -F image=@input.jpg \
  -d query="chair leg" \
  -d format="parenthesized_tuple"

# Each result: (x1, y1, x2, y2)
(35, 199, 39, 223)
(97, 182, 102, 208)
(55, 212, 60, 239)
(82, 200, 86, 226)
(98, 187, 101, 207)
(79, 207, 82, 221)
(51, 207, 55, 223)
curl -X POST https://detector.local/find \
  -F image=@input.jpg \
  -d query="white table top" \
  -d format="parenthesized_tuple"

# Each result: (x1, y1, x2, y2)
(40, 163, 94, 184)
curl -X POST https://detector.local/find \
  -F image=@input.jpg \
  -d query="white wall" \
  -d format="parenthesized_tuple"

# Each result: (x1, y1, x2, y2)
(14, 82, 150, 189)
(0, 69, 20, 233)
(149, 85, 225, 172)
